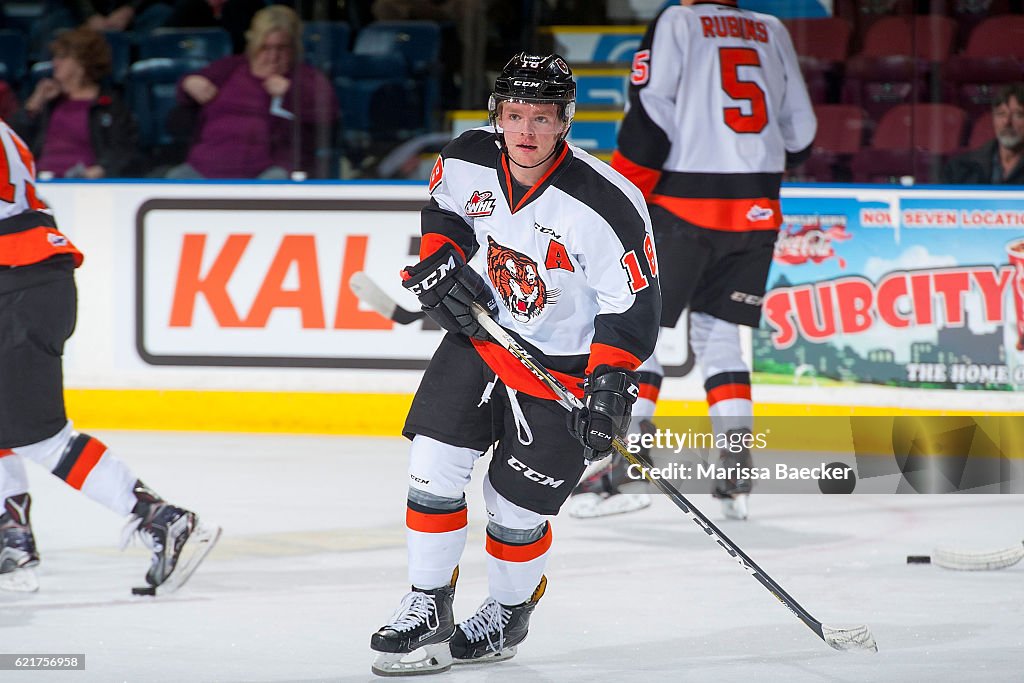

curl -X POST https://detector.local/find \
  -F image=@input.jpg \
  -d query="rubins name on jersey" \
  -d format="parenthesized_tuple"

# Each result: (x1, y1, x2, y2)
(699, 15, 769, 43)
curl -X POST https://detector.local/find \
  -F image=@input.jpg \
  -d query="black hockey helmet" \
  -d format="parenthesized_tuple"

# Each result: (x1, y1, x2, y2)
(489, 53, 576, 134)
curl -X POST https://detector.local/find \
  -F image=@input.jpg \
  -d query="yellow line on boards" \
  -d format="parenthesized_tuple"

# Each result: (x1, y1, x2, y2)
(65, 390, 1017, 436)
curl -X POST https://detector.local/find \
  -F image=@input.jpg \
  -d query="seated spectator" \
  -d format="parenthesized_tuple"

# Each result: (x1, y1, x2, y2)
(942, 84, 1024, 185)
(160, 0, 266, 54)
(13, 27, 138, 179)
(29, 1, 173, 60)
(0, 82, 17, 121)
(166, 4, 339, 179)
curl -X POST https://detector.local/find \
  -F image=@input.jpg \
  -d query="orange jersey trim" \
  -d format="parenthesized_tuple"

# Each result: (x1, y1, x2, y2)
(610, 151, 662, 200)
(649, 195, 781, 231)
(587, 343, 642, 374)
(406, 506, 468, 533)
(0, 226, 83, 267)
(486, 524, 552, 563)
(706, 383, 752, 407)
(419, 232, 466, 261)
(0, 449, 13, 458)
(64, 438, 107, 490)
(472, 339, 585, 401)
(501, 144, 570, 215)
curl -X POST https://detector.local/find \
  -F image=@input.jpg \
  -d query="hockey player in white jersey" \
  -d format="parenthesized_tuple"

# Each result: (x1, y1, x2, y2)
(369, 53, 661, 675)
(0, 118, 220, 594)
(569, 0, 816, 520)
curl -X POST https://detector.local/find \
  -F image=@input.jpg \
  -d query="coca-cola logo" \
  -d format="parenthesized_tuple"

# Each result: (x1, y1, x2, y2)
(774, 218, 851, 268)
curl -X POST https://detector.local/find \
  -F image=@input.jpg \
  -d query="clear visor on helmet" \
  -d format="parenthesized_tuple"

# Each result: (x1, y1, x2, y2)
(489, 96, 572, 135)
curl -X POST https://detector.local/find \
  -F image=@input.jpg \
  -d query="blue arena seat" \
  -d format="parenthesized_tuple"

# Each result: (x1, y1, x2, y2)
(302, 21, 350, 79)
(138, 27, 232, 63)
(127, 57, 208, 148)
(0, 29, 28, 88)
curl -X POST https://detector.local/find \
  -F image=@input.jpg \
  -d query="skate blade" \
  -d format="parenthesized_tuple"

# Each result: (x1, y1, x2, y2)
(0, 567, 39, 593)
(453, 645, 517, 665)
(567, 492, 651, 519)
(372, 643, 452, 676)
(722, 494, 749, 520)
(152, 521, 222, 595)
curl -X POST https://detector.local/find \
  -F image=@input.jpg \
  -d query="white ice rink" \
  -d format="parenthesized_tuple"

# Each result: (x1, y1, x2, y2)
(2, 431, 1022, 682)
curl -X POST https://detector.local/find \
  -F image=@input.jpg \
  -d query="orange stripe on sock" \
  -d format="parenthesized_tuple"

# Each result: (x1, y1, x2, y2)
(64, 438, 107, 490)
(406, 506, 467, 533)
(639, 383, 660, 402)
(706, 383, 752, 407)
(486, 525, 552, 563)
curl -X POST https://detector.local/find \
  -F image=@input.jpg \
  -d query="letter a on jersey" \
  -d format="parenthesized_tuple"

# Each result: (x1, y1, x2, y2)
(544, 239, 574, 272)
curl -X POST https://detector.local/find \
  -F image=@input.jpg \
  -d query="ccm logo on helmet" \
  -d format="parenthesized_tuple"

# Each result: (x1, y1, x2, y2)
(513, 79, 542, 87)
(507, 455, 565, 488)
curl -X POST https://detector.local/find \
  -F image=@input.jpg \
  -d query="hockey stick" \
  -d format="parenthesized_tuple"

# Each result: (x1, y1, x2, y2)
(469, 303, 878, 654)
(349, 271, 426, 324)
(912, 542, 1024, 571)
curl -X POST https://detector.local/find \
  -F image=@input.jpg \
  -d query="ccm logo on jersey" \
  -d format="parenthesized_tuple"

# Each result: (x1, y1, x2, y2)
(465, 190, 497, 217)
(406, 253, 459, 294)
(730, 291, 763, 306)
(507, 455, 565, 488)
(47, 233, 69, 247)
(746, 204, 774, 222)
(533, 221, 561, 240)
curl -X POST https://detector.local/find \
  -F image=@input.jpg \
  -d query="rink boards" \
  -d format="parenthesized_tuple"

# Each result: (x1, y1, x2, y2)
(37, 180, 1024, 434)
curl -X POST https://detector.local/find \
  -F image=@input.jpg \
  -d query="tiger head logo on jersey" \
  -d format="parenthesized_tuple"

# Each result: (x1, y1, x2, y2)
(486, 236, 548, 323)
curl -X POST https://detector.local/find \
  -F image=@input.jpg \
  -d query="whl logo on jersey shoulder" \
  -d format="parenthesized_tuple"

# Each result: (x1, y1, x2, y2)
(466, 190, 497, 217)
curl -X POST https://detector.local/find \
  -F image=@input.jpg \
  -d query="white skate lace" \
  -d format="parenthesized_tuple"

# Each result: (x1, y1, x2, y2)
(460, 598, 510, 652)
(385, 591, 439, 633)
(119, 515, 161, 553)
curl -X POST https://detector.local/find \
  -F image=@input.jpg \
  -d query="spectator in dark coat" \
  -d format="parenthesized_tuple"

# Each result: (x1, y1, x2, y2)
(166, 4, 339, 179)
(14, 27, 138, 178)
(943, 83, 1024, 185)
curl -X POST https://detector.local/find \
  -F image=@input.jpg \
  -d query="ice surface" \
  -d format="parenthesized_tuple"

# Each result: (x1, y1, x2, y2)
(2, 432, 1021, 682)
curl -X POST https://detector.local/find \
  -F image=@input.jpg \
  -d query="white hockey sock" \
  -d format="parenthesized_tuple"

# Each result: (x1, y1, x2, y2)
(483, 474, 549, 605)
(0, 450, 29, 503)
(13, 422, 138, 516)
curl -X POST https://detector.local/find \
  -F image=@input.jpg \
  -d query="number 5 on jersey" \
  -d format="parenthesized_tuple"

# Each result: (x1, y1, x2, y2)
(621, 233, 658, 294)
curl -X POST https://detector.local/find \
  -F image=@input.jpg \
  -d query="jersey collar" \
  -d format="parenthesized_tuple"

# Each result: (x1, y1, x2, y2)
(497, 142, 571, 215)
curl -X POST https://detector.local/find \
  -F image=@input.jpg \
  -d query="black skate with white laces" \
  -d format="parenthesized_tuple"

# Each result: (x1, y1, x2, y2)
(450, 575, 546, 664)
(122, 481, 221, 595)
(0, 493, 40, 593)
(371, 567, 458, 676)
(712, 446, 753, 520)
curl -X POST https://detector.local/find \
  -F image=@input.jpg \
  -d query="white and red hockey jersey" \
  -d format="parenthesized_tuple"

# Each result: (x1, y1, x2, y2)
(613, 0, 816, 232)
(422, 128, 661, 399)
(0, 118, 80, 267)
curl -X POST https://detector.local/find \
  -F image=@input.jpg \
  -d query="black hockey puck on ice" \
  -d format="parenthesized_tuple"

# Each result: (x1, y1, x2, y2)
(818, 462, 857, 494)
(132, 585, 157, 596)
(906, 555, 932, 564)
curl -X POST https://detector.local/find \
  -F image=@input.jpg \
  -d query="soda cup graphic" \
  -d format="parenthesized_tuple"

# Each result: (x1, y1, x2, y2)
(1008, 238, 1024, 351)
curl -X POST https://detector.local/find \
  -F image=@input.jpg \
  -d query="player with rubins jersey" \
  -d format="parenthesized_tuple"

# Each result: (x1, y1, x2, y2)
(571, 0, 816, 521)
(369, 53, 661, 676)
(0, 118, 220, 596)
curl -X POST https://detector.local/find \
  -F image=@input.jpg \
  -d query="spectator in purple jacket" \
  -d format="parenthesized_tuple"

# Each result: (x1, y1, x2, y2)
(166, 4, 338, 179)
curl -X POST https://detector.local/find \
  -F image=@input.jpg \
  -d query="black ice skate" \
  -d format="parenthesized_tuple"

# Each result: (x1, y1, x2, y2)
(122, 481, 221, 595)
(371, 567, 458, 676)
(450, 575, 546, 664)
(567, 420, 654, 519)
(712, 445, 753, 520)
(0, 494, 40, 593)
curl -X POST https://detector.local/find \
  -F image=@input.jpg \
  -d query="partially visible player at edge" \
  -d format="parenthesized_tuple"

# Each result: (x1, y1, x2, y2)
(0, 117, 220, 594)
(369, 53, 660, 675)
(569, 0, 816, 520)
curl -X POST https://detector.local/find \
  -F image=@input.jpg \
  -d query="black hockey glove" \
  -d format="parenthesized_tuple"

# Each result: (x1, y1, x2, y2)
(401, 244, 497, 340)
(567, 364, 640, 460)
